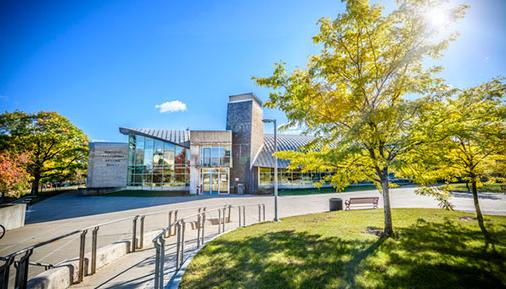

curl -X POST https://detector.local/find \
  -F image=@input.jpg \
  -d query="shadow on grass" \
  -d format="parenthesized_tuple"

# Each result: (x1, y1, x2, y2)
(181, 219, 506, 289)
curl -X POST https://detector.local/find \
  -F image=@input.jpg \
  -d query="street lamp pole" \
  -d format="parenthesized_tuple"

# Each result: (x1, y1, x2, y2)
(263, 119, 279, 222)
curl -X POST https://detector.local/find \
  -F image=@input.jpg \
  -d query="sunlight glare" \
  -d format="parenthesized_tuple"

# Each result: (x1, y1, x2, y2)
(424, 7, 451, 32)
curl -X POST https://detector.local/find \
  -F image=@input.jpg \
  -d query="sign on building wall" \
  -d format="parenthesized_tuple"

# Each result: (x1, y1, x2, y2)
(87, 142, 128, 188)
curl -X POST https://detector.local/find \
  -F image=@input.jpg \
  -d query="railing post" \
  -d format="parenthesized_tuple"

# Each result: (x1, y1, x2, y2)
(196, 208, 201, 248)
(227, 205, 231, 223)
(242, 206, 246, 226)
(175, 222, 181, 270)
(180, 220, 185, 268)
(132, 216, 139, 252)
(158, 236, 165, 288)
(153, 238, 161, 289)
(165, 211, 173, 238)
(258, 204, 261, 222)
(173, 210, 179, 236)
(201, 208, 206, 246)
(222, 208, 226, 232)
(13, 249, 32, 289)
(168, 221, 173, 239)
(91, 226, 99, 275)
(262, 204, 266, 221)
(238, 206, 242, 227)
(138, 216, 145, 249)
(1, 255, 15, 289)
(218, 209, 222, 234)
(78, 230, 87, 283)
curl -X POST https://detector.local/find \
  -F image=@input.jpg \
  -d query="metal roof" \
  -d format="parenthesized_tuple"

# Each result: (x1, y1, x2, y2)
(120, 128, 328, 168)
(253, 134, 316, 168)
(119, 127, 190, 147)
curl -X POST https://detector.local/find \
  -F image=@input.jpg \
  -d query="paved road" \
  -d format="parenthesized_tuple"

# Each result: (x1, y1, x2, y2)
(1, 187, 505, 288)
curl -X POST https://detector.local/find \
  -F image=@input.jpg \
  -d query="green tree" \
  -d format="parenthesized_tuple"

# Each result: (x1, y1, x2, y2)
(0, 111, 89, 195)
(254, 0, 467, 236)
(399, 79, 506, 246)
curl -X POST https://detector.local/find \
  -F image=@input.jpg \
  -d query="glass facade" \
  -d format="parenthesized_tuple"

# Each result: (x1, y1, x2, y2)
(200, 146, 231, 167)
(127, 134, 190, 188)
(259, 167, 332, 188)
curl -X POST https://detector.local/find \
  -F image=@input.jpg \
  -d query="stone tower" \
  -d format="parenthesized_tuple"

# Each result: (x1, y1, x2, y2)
(226, 93, 264, 193)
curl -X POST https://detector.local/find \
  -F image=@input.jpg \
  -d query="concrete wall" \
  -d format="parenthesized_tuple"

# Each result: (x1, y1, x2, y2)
(0, 204, 26, 230)
(86, 142, 128, 189)
(226, 93, 264, 193)
(190, 130, 232, 144)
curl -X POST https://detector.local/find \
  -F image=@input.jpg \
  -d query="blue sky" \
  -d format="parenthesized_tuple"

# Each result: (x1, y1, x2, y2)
(1, 0, 505, 142)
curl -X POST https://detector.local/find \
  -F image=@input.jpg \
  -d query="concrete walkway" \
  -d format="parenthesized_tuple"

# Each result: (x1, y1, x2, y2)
(1, 187, 505, 288)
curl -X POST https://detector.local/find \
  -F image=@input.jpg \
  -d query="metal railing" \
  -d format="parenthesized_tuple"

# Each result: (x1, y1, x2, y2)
(0, 204, 229, 289)
(152, 203, 266, 289)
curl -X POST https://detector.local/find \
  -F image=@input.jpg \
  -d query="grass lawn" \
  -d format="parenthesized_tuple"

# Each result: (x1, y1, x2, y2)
(447, 183, 506, 193)
(180, 208, 506, 289)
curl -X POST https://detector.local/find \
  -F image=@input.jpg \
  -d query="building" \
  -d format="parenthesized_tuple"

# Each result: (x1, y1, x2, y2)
(86, 93, 331, 194)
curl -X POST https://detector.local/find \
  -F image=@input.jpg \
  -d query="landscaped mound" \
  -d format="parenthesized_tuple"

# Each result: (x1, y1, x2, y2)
(180, 209, 506, 289)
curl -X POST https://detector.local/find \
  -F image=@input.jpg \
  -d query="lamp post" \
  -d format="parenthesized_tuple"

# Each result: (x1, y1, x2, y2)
(263, 119, 278, 222)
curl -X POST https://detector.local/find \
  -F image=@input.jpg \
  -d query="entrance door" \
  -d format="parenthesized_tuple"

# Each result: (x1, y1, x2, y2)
(202, 170, 219, 194)
(201, 168, 229, 194)
(202, 173, 212, 193)
(211, 173, 219, 193)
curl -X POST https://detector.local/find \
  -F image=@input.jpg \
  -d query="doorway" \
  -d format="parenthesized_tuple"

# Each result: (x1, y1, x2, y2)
(200, 168, 229, 194)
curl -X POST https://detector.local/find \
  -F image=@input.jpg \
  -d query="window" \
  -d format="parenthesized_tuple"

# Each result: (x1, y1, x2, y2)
(135, 136, 144, 165)
(200, 146, 231, 167)
(153, 140, 164, 167)
(128, 135, 136, 166)
(212, 147, 219, 166)
(163, 142, 175, 169)
(175, 147, 186, 166)
(258, 167, 333, 189)
(202, 147, 211, 166)
(143, 138, 153, 170)
(259, 167, 273, 185)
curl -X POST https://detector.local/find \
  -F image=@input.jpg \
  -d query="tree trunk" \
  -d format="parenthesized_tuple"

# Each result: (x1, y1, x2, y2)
(31, 172, 40, 196)
(471, 179, 492, 247)
(380, 169, 394, 236)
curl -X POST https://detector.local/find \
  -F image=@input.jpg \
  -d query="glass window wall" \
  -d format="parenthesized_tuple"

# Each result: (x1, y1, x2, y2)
(259, 167, 332, 188)
(127, 134, 190, 188)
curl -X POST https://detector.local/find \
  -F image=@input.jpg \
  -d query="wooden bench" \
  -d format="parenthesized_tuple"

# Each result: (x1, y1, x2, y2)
(345, 197, 379, 210)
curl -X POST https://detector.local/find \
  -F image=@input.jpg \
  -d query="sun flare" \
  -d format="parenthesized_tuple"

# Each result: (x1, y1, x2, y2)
(424, 7, 452, 31)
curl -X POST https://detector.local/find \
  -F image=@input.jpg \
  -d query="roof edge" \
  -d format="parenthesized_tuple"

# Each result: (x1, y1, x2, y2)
(118, 127, 190, 148)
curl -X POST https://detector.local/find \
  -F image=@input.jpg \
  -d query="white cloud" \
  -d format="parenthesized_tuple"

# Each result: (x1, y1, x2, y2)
(155, 100, 187, 113)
